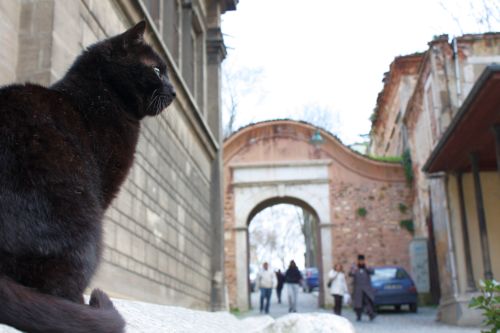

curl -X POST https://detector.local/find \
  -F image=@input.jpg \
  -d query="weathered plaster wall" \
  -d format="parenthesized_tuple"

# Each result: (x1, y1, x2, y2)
(372, 32, 500, 325)
(369, 54, 422, 157)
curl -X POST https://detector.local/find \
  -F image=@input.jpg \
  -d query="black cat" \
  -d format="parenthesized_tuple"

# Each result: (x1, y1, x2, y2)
(0, 21, 175, 333)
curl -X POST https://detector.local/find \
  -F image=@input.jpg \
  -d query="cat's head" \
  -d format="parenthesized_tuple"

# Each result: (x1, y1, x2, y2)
(86, 21, 176, 119)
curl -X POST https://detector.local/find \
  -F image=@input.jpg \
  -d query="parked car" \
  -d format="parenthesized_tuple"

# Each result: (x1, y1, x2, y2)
(371, 266, 418, 312)
(302, 267, 319, 292)
(249, 265, 258, 292)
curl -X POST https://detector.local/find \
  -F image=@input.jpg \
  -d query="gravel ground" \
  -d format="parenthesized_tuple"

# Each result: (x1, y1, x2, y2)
(245, 289, 481, 333)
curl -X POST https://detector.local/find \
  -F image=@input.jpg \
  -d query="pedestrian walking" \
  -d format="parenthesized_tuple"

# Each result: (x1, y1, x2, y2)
(284, 260, 303, 313)
(328, 263, 349, 315)
(256, 262, 276, 314)
(349, 254, 376, 321)
(275, 269, 285, 304)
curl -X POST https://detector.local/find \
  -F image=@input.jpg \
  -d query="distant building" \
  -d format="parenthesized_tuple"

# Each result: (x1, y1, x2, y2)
(0, 0, 236, 310)
(369, 33, 500, 325)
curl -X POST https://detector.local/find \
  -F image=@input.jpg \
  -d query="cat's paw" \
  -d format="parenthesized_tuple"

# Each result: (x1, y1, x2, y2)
(89, 288, 115, 309)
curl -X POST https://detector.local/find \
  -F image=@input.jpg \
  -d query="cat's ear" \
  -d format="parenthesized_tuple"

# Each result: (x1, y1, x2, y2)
(123, 21, 146, 46)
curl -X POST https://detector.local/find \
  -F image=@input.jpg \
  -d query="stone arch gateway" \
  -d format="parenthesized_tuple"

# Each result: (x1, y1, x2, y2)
(223, 120, 413, 310)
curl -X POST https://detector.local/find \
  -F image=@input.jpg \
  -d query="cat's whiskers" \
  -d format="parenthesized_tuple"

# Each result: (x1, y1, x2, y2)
(146, 89, 159, 113)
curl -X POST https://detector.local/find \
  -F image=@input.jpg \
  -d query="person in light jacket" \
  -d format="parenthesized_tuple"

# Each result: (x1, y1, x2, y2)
(328, 263, 349, 315)
(256, 262, 276, 314)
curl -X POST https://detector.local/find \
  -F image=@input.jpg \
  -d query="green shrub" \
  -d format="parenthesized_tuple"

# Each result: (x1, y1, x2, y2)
(369, 155, 403, 163)
(469, 279, 500, 333)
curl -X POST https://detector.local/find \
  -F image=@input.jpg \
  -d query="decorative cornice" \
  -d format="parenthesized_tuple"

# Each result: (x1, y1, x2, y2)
(221, 0, 238, 13)
(207, 28, 227, 62)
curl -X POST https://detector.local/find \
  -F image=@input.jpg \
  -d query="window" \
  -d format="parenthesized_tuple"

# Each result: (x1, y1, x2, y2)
(163, 0, 181, 65)
(192, 15, 204, 110)
(143, 0, 161, 31)
(372, 268, 398, 282)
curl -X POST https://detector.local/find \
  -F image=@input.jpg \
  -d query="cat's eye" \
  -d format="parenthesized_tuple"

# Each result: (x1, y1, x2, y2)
(153, 67, 161, 77)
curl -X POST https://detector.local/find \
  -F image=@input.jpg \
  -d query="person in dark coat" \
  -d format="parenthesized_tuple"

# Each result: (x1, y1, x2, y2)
(285, 260, 303, 312)
(349, 254, 376, 321)
(275, 269, 285, 304)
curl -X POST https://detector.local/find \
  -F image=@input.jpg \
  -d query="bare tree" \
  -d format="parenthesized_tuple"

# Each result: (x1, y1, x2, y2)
(222, 69, 238, 138)
(439, 0, 500, 33)
(249, 205, 305, 270)
(291, 103, 341, 136)
(222, 61, 264, 138)
(294, 207, 318, 268)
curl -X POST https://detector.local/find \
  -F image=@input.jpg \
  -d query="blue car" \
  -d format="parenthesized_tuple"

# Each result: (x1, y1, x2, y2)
(371, 266, 418, 312)
(303, 267, 319, 292)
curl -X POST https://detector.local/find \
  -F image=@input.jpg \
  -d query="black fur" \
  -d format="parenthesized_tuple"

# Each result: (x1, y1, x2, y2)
(0, 21, 175, 332)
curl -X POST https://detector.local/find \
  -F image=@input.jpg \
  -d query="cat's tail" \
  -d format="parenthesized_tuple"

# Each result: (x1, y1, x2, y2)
(0, 276, 125, 333)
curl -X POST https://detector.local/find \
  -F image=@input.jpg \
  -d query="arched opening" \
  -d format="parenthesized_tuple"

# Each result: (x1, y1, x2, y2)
(246, 197, 323, 311)
(224, 120, 412, 312)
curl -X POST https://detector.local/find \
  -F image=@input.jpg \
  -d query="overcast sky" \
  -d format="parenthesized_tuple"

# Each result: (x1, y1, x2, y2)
(221, 0, 500, 145)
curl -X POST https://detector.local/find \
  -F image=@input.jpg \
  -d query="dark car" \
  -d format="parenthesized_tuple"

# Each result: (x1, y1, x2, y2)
(302, 267, 319, 292)
(371, 266, 418, 312)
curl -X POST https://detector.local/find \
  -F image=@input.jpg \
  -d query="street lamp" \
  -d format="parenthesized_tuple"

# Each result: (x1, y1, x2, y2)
(310, 129, 324, 146)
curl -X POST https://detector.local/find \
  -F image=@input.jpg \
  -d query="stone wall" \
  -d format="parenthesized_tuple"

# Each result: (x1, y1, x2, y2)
(0, 0, 234, 309)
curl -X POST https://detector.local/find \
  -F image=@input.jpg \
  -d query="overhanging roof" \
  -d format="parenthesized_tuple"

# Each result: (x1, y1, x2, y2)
(423, 65, 500, 173)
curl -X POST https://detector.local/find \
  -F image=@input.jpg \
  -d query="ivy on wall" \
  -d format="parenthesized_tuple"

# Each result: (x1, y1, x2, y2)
(357, 207, 367, 217)
(398, 203, 408, 214)
(400, 219, 414, 235)
(402, 149, 414, 186)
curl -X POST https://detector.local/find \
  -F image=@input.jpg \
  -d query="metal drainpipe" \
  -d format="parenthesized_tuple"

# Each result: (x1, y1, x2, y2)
(453, 37, 462, 106)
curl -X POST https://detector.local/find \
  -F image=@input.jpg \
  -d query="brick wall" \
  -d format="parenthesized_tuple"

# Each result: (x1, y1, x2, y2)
(330, 181, 413, 272)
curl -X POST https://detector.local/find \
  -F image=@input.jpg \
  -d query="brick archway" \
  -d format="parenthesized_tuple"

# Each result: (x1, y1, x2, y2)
(223, 120, 413, 311)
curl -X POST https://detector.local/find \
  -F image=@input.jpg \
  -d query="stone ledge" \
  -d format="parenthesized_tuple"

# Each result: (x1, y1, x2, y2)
(0, 298, 355, 333)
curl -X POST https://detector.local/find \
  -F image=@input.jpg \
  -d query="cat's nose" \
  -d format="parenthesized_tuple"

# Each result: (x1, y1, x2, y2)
(171, 90, 176, 98)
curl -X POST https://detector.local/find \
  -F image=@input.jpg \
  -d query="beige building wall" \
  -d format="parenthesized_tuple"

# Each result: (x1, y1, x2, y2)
(0, 0, 21, 84)
(0, 0, 235, 309)
(442, 171, 499, 325)
(461, 173, 500, 282)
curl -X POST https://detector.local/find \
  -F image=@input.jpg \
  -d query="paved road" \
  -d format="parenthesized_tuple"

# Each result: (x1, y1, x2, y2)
(243, 289, 481, 333)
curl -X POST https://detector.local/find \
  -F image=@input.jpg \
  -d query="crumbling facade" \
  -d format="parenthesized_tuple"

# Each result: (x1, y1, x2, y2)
(370, 33, 500, 325)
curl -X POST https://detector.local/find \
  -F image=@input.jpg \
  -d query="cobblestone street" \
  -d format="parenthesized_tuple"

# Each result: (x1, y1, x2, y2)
(244, 290, 480, 333)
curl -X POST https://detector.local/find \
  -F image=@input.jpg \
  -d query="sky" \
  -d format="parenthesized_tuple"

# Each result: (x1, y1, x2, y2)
(221, 0, 500, 145)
